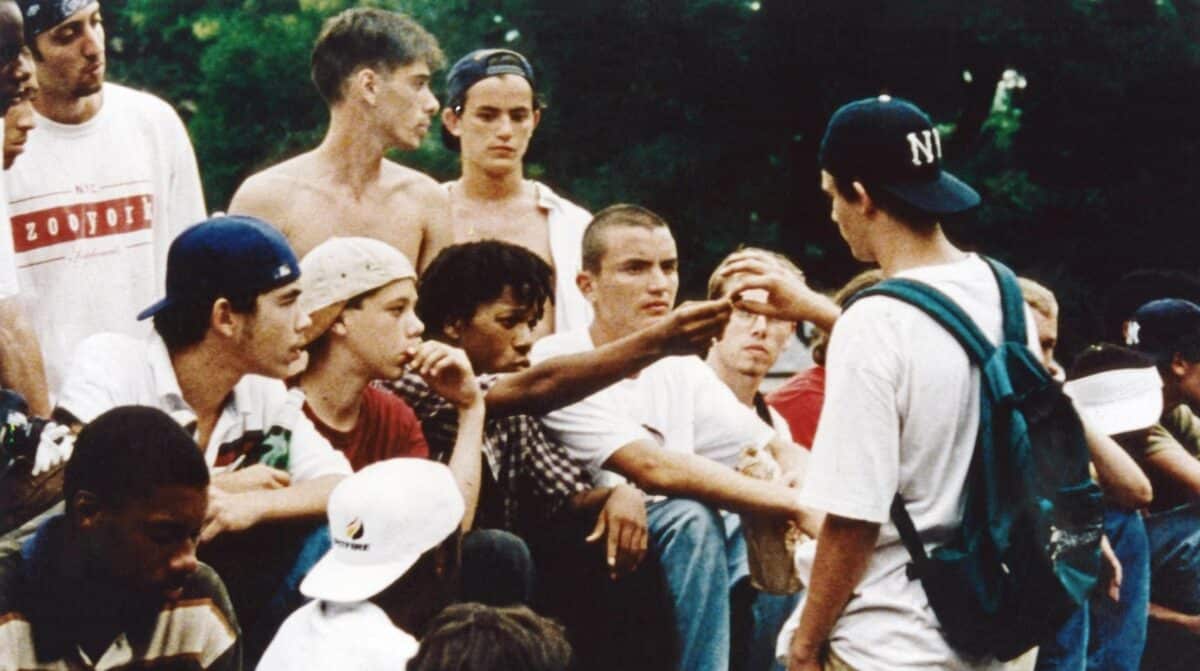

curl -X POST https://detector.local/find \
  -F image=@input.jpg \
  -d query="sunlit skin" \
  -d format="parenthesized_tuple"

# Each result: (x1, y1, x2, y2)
(336, 279, 425, 380)
(581, 226, 679, 347)
(820, 169, 875, 263)
(31, 2, 104, 124)
(234, 281, 312, 379)
(4, 62, 37, 169)
(444, 74, 540, 178)
(448, 286, 541, 374)
(709, 306, 794, 384)
(374, 60, 439, 151)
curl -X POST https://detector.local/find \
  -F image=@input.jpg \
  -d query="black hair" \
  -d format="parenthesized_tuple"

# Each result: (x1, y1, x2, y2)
(310, 7, 444, 106)
(65, 406, 209, 514)
(417, 241, 553, 339)
(832, 174, 938, 230)
(1068, 343, 1158, 380)
(153, 292, 257, 352)
(407, 603, 573, 671)
(580, 204, 670, 273)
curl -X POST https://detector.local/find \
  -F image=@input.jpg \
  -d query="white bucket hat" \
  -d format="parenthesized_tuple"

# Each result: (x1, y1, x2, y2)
(300, 458, 464, 603)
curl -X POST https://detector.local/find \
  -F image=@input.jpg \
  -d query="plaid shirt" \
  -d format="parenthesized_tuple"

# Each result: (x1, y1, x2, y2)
(381, 373, 590, 533)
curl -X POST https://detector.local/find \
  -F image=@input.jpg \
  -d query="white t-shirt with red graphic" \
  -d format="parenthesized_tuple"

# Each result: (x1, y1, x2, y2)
(4, 82, 206, 393)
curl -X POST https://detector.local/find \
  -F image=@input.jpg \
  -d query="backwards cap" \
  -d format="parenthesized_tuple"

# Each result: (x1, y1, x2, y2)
(298, 236, 417, 343)
(819, 95, 980, 216)
(300, 458, 464, 603)
(137, 215, 299, 321)
(441, 48, 535, 151)
(1125, 298, 1200, 362)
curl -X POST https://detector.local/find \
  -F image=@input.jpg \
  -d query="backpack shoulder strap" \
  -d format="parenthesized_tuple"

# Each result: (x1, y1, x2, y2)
(982, 257, 1028, 347)
(849, 278, 996, 366)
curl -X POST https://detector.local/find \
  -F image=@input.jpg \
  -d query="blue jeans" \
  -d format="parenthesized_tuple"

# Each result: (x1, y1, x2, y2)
(1142, 501, 1200, 670)
(647, 498, 799, 671)
(1035, 508, 1149, 671)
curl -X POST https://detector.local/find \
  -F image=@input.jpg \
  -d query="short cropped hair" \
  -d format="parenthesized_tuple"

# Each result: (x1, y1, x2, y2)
(311, 7, 444, 105)
(580, 204, 670, 273)
(65, 406, 209, 513)
(153, 292, 258, 352)
(707, 247, 804, 301)
(418, 241, 554, 339)
(832, 174, 937, 230)
(408, 603, 573, 671)
(1018, 277, 1059, 321)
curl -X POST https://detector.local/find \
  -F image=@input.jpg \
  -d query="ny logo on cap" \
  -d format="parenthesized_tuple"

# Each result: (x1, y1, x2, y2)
(907, 129, 943, 167)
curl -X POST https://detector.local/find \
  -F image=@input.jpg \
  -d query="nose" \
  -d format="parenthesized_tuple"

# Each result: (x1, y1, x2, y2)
(497, 114, 513, 139)
(295, 306, 313, 333)
(512, 323, 533, 353)
(408, 313, 425, 338)
(647, 266, 671, 293)
(421, 87, 439, 116)
(749, 314, 768, 336)
(81, 22, 103, 59)
(169, 541, 199, 578)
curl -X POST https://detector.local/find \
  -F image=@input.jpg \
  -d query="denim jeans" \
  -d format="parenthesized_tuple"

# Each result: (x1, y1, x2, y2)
(1035, 507, 1149, 671)
(1142, 501, 1200, 670)
(647, 498, 799, 671)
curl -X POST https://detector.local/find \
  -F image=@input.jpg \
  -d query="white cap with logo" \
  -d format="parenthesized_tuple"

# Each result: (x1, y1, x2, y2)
(300, 458, 464, 603)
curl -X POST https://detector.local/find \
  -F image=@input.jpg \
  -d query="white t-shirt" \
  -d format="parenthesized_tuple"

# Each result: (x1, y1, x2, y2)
(256, 600, 419, 671)
(0, 118, 16, 300)
(56, 332, 351, 482)
(531, 328, 775, 486)
(777, 254, 1034, 671)
(5, 83, 206, 392)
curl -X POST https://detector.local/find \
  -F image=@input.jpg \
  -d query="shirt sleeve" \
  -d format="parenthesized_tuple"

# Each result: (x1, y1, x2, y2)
(55, 333, 132, 424)
(537, 385, 655, 477)
(275, 387, 353, 482)
(0, 159, 18, 300)
(157, 100, 206, 236)
(798, 299, 903, 524)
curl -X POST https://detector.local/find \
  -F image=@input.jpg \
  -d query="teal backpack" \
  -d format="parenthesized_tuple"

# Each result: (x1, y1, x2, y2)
(848, 257, 1104, 661)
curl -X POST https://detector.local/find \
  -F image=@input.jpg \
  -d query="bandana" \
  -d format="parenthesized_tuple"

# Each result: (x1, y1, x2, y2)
(18, 0, 92, 41)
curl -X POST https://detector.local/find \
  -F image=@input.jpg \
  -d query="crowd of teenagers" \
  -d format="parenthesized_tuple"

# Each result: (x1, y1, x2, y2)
(0, 2, 1197, 671)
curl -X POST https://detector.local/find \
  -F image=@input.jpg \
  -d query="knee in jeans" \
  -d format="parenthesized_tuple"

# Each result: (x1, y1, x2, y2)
(661, 500, 725, 552)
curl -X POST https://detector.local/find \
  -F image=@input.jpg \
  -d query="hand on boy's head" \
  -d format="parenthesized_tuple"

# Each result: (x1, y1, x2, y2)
(408, 341, 482, 409)
(656, 298, 733, 355)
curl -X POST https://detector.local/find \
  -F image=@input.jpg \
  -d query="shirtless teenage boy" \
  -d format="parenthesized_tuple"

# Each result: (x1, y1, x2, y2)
(228, 8, 452, 270)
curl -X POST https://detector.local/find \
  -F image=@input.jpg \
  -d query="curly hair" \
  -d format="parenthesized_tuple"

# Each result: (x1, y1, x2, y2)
(417, 240, 554, 339)
(407, 603, 573, 671)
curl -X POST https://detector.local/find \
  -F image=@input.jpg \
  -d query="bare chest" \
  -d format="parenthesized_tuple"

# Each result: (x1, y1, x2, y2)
(280, 188, 426, 261)
(453, 202, 553, 266)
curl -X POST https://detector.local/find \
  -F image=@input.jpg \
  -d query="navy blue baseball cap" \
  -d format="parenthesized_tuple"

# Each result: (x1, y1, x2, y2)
(137, 215, 300, 321)
(442, 48, 536, 151)
(819, 95, 980, 216)
(1125, 298, 1200, 362)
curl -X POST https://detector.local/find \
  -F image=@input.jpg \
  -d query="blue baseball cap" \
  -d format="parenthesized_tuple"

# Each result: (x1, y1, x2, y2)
(819, 95, 980, 216)
(1125, 298, 1200, 362)
(137, 215, 300, 321)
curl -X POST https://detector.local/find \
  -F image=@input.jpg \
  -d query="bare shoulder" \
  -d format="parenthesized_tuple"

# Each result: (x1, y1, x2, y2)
(228, 153, 323, 217)
(380, 159, 447, 209)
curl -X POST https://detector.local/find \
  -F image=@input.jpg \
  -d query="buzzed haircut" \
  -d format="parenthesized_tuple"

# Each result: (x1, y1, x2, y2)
(310, 7, 444, 105)
(408, 603, 573, 671)
(580, 204, 670, 273)
(417, 240, 554, 339)
(707, 247, 804, 301)
(65, 406, 209, 513)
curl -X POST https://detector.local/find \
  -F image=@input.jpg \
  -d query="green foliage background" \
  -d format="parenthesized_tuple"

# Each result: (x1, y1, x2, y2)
(102, 0, 1200, 360)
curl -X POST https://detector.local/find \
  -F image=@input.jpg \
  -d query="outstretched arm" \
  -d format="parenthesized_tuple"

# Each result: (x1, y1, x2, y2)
(0, 297, 48, 416)
(486, 299, 732, 417)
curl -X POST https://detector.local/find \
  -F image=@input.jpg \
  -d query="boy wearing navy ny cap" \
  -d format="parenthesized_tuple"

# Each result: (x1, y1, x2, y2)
(720, 96, 1021, 670)
(55, 215, 352, 662)
(440, 48, 593, 335)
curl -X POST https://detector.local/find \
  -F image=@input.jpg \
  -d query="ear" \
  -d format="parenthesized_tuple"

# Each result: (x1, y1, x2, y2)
(71, 490, 104, 530)
(1171, 352, 1190, 379)
(531, 107, 542, 131)
(441, 319, 463, 344)
(441, 107, 462, 138)
(331, 314, 349, 337)
(211, 298, 238, 338)
(852, 180, 877, 216)
(576, 271, 596, 303)
(356, 67, 379, 106)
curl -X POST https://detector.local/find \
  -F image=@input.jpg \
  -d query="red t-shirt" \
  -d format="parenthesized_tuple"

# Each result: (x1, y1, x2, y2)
(764, 365, 826, 449)
(303, 385, 430, 471)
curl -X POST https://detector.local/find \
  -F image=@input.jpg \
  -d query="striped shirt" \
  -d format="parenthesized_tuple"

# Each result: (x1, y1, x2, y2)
(0, 516, 241, 670)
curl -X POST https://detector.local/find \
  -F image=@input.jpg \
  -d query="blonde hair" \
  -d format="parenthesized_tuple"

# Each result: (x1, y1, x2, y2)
(1018, 277, 1059, 320)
